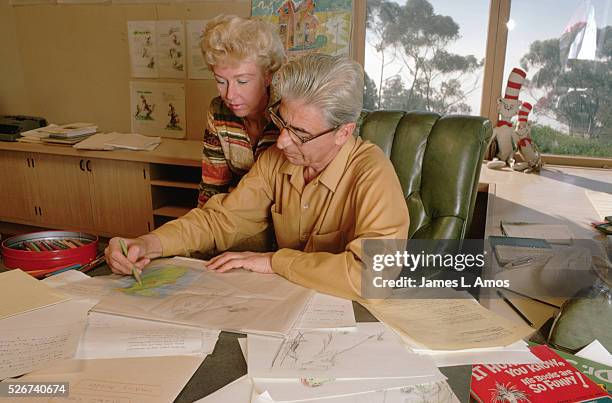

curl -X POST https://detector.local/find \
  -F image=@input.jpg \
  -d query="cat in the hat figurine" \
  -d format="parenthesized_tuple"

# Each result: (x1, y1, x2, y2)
(513, 102, 542, 173)
(486, 67, 527, 170)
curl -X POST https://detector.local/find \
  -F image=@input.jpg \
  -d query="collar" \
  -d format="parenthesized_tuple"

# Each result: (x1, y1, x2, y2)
(496, 120, 513, 127)
(279, 135, 357, 193)
(317, 135, 356, 192)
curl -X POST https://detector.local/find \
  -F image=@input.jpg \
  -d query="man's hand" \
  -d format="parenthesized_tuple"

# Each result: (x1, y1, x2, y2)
(206, 252, 274, 274)
(104, 234, 162, 276)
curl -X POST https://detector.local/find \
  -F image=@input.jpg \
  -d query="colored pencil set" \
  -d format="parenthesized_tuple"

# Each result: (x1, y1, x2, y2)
(1, 230, 100, 273)
(9, 237, 90, 252)
(26, 252, 106, 279)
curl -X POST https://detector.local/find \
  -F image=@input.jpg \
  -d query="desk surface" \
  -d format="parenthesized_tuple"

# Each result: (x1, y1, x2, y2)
(0, 138, 201, 167)
(479, 164, 611, 329)
(0, 263, 472, 402)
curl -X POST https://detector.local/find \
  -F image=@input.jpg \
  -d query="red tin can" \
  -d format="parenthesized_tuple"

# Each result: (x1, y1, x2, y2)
(1, 231, 98, 270)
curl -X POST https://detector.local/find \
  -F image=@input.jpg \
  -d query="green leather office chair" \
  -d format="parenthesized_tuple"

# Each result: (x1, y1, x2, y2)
(358, 111, 492, 240)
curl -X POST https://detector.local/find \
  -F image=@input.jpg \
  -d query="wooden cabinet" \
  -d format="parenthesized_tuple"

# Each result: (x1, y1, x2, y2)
(0, 150, 37, 222)
(0, 151, 153, 237)
(89, 158, 152, 237)
(33, 153, 94, 229)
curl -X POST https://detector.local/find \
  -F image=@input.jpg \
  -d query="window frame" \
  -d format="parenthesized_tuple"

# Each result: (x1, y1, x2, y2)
(354, 0, 612, 169)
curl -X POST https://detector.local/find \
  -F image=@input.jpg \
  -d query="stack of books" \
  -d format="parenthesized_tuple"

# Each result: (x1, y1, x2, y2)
(40, 123, 97, 145)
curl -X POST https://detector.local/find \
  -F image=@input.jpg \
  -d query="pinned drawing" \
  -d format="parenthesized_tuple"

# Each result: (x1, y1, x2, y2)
(252, 0, 353, 60)
(128, 20, 186, 79)
(130, 81, 186, 138)
(166, 103, 182, 130)
(186, 20, 214, 79)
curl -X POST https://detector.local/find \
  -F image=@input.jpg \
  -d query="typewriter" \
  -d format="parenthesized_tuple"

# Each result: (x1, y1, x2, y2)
(0, 115, 48, 141)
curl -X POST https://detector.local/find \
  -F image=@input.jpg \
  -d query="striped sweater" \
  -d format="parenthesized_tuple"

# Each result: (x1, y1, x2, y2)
(198, 96, 279, 207)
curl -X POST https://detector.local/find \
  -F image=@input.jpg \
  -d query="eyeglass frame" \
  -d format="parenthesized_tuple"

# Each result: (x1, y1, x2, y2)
(267, 101, 339, 144)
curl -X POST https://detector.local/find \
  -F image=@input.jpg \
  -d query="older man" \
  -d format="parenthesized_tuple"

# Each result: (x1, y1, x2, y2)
(106, 54, 409, 300)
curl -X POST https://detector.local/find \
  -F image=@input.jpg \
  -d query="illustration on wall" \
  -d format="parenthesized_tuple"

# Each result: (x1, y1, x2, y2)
(130, 81, 185, 139)
(252, 0, 353, 59)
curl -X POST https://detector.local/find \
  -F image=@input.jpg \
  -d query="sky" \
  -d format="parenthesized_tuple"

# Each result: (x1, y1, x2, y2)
(364, 0, 611, 120)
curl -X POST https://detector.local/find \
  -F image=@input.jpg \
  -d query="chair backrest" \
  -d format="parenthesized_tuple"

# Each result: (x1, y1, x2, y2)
(358, 110, 492, 240)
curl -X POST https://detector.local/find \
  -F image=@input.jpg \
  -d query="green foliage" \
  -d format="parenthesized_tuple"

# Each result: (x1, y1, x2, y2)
(531, 125, 612, 158)
(365, 0, 481, 114)
(521, 25, 612, 138)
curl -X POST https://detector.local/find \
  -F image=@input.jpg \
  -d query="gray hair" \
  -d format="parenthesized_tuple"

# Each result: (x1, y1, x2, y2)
(274, 54, 364, 127)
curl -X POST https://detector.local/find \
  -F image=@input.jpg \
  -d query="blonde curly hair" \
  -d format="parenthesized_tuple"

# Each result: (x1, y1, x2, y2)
(200, 15, 285, 74)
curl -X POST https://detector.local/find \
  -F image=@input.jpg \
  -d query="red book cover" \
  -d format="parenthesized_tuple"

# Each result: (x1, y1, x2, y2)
(471, 345, 611, 403)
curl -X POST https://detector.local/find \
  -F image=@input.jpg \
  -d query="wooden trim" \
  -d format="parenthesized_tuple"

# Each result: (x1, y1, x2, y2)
(541, 154, 612, 170)
(0, 139, 201, 167)
(480, 0, 511, 125)
(352, 0, 366, 66)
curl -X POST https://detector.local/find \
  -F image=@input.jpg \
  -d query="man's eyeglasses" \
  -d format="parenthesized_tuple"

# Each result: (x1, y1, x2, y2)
(268, 101, 339, 144)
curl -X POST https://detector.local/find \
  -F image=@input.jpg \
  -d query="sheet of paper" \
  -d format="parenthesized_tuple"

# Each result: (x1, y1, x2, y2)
(74, 312, 220, 360)
(254, 379, 460, 403)
(248, 322, 440, 380)
(130, 81, 186, 138)
(128, 21, 157, 78)
(193, 375, 253, 403)
(0, 269, 70, 319)
(156, 20, 186, 79)
(242, 335, 444, 401)
(363, 292, 533, 351)
(7, 355, 204, 403)
(586, 190, 612, 219)
(576, 339, 612, 367)
(54, 257, 313, 336)
(0, 298, 96, 380)
(186, 20, 214, 79)
(294, 293, 356, 330)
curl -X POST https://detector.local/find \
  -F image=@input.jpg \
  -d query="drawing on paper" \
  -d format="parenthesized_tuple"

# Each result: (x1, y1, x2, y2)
(273, 329, 384, 371)
(252, 0, 352, 60)
(166, 103, 182, 130)
(135, 94, 155, 120)
(118, 266, 195, 297)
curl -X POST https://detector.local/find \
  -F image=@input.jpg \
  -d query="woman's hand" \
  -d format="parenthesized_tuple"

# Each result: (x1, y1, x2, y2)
(206, 251, 274, 274)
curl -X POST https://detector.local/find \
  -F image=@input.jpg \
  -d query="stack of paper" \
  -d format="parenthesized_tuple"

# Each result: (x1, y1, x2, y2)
(198, 323, 457, 403)
(40, 122, 97, 138)
(363, 289, 539, 367)
(74, 132, 162, 151)
(74, 312, 220, 360)
(0, 270, 96, 380)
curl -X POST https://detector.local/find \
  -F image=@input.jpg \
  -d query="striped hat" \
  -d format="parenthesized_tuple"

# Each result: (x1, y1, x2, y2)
(517, 102, 533, 122)
(504, 68, 527, 100)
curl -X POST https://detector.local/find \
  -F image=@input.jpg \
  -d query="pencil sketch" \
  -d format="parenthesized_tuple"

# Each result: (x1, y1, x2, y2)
(273, 329, 385, 371)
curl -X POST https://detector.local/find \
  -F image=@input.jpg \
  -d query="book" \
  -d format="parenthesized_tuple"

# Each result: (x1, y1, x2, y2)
(489, 236, 553, 265)
(471, 344, 611, 402)
(500, 221, 573, 245)
(40, 122, 97, 138)
(555, 348, 612, 394)
(42, 133, 94, 145)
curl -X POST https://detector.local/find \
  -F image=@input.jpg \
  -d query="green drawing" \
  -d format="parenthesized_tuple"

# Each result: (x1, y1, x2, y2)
(119, 266, 188, 297)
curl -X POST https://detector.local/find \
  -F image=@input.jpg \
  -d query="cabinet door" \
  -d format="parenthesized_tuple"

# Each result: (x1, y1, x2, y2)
(33, 154, 94, 229)
(0, 151, 37, 222)
(88, 158, 152, 237)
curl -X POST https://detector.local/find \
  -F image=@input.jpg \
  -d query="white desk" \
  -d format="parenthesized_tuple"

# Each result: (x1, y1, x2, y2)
(478, 164, 611, 328)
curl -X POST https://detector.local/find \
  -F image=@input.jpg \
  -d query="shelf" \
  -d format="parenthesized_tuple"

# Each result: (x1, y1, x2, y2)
(153, 206, 192, 218)
(151, 179, 199, 190)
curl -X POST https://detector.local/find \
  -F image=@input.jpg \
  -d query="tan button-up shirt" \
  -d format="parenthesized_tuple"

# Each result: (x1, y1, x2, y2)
(152, 136, 409, 300)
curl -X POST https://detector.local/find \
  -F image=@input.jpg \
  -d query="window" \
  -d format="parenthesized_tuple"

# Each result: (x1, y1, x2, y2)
(364, 0, 489, 115)
(504, 0, 612, 159)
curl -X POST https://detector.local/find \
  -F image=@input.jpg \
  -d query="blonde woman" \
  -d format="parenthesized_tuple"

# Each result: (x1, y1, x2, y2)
(198, 15, 285, 207)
